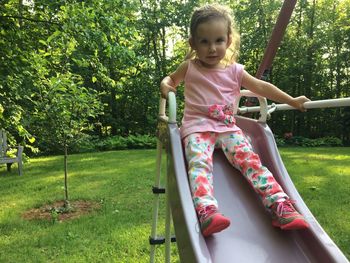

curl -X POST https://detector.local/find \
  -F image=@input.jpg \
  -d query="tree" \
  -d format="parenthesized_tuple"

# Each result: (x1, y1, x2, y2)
(26, 13, 102, 207)
(31, 70, 101, 208)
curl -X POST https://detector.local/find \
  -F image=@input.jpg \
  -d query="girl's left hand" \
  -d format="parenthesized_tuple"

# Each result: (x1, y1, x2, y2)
(291, 96, 310, 112)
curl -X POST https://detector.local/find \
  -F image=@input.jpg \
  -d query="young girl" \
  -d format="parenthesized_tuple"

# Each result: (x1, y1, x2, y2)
(160, 4, 310, 237)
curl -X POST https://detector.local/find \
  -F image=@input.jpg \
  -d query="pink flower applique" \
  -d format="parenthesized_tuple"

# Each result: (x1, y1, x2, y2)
(208, 103, 236, 127)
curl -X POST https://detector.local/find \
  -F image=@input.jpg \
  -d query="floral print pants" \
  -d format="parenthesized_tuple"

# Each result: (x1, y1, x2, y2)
(183, 131, 288, 213)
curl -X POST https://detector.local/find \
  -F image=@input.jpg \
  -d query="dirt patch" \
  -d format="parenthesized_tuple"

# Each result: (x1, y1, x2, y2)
(22, 200, 101, 222)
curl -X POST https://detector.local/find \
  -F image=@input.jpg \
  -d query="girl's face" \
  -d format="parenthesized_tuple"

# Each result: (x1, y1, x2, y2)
(190, 19, 232, 69)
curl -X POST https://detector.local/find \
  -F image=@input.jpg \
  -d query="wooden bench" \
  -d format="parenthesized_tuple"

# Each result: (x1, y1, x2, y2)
(0, 130, 23, 176)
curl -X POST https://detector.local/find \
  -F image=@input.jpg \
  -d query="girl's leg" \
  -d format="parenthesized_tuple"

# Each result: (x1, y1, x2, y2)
(218, 130, 287, 208)
(184, 132, 230, 236)
(183, 132, 217, 211)
(219, 130, 308, 229)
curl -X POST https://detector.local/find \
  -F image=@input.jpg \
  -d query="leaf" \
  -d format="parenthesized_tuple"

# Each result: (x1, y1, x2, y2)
(39, 40, 47, 46)
(47, 30, 61, 43)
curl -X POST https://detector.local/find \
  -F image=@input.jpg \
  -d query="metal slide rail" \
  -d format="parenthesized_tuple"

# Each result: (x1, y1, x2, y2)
(158, 92, 177, 123)
(151, 91, 350, 263)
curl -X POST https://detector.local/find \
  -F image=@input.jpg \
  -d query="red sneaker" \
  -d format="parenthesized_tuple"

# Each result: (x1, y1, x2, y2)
(271, 200, 309, 230)
(198, 206, 231, 237)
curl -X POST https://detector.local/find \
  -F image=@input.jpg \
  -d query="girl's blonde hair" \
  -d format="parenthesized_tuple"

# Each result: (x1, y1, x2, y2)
(185, 4, 240, 65)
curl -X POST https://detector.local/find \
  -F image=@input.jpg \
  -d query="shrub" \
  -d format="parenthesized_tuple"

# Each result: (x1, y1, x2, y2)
(274, 135, 286, 147)
(126, 134, 157, 149)
(96, 136, 128, 151)
(69, 134, 97, 153)
(95, 134, 157, 151)
(289, 136, 317, 147)
(314, 136, 342, 147)
(34, 134, 158, 155)
(275, 135, 343, 147)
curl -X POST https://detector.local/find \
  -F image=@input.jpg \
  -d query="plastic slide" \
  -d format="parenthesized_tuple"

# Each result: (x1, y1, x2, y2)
(166, 115, 349, 263)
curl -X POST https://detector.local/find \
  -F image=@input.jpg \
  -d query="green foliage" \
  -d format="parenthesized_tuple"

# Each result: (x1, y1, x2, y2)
(95, 136, 128, 151)
(319, 136, 343, 146)
(276, 135, 343, 147)
(1, 0, 350, 151)
(274, 135, 286, 147)
(91, 135, 157, 151)
(125, 134, 157, 149)
(35, 134, 157, 154)
(30, 71, 101, 150)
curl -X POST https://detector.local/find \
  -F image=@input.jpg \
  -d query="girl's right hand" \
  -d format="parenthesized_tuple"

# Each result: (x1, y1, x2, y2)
(159, 61, 188, 99)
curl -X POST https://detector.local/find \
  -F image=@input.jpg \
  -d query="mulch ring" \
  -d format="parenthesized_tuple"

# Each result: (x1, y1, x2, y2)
(22, 200, 101, 222)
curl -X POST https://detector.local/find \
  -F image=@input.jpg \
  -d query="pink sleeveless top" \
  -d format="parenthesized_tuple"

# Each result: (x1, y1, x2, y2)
(180, 60, 244, 139)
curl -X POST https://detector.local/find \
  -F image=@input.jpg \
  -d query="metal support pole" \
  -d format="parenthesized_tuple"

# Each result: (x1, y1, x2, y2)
(164, 145, 173, 263)
(150, 140, 163, 263)
(163, 92, 177, 262)
(247, 0, 296, 107)
(256, 0, 297, 79)
(150, 92, 178, 263)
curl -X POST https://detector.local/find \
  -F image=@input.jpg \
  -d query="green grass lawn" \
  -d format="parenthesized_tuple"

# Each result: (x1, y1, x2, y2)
(279, 147, 350, 259)
(0, 147, 349, 262)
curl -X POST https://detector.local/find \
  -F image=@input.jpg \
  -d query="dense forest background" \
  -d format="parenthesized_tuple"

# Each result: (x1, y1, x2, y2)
(1, 0, 350, 155)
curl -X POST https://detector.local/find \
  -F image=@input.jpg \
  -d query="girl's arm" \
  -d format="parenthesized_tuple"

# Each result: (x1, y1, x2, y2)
(160, 61, 189, 99)
(241, 70, 310, 111)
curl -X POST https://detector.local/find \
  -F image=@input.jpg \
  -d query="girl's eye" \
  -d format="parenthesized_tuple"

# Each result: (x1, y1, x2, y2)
(200, 39, 208, 44)
(217, 38, 225, 43)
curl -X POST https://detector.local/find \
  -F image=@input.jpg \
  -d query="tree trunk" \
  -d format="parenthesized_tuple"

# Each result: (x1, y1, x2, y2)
(110, 87, 118, 135)
(64, 144, 69, 206)
(300, 0, 316, 136)
(18, 0, 23, 27)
